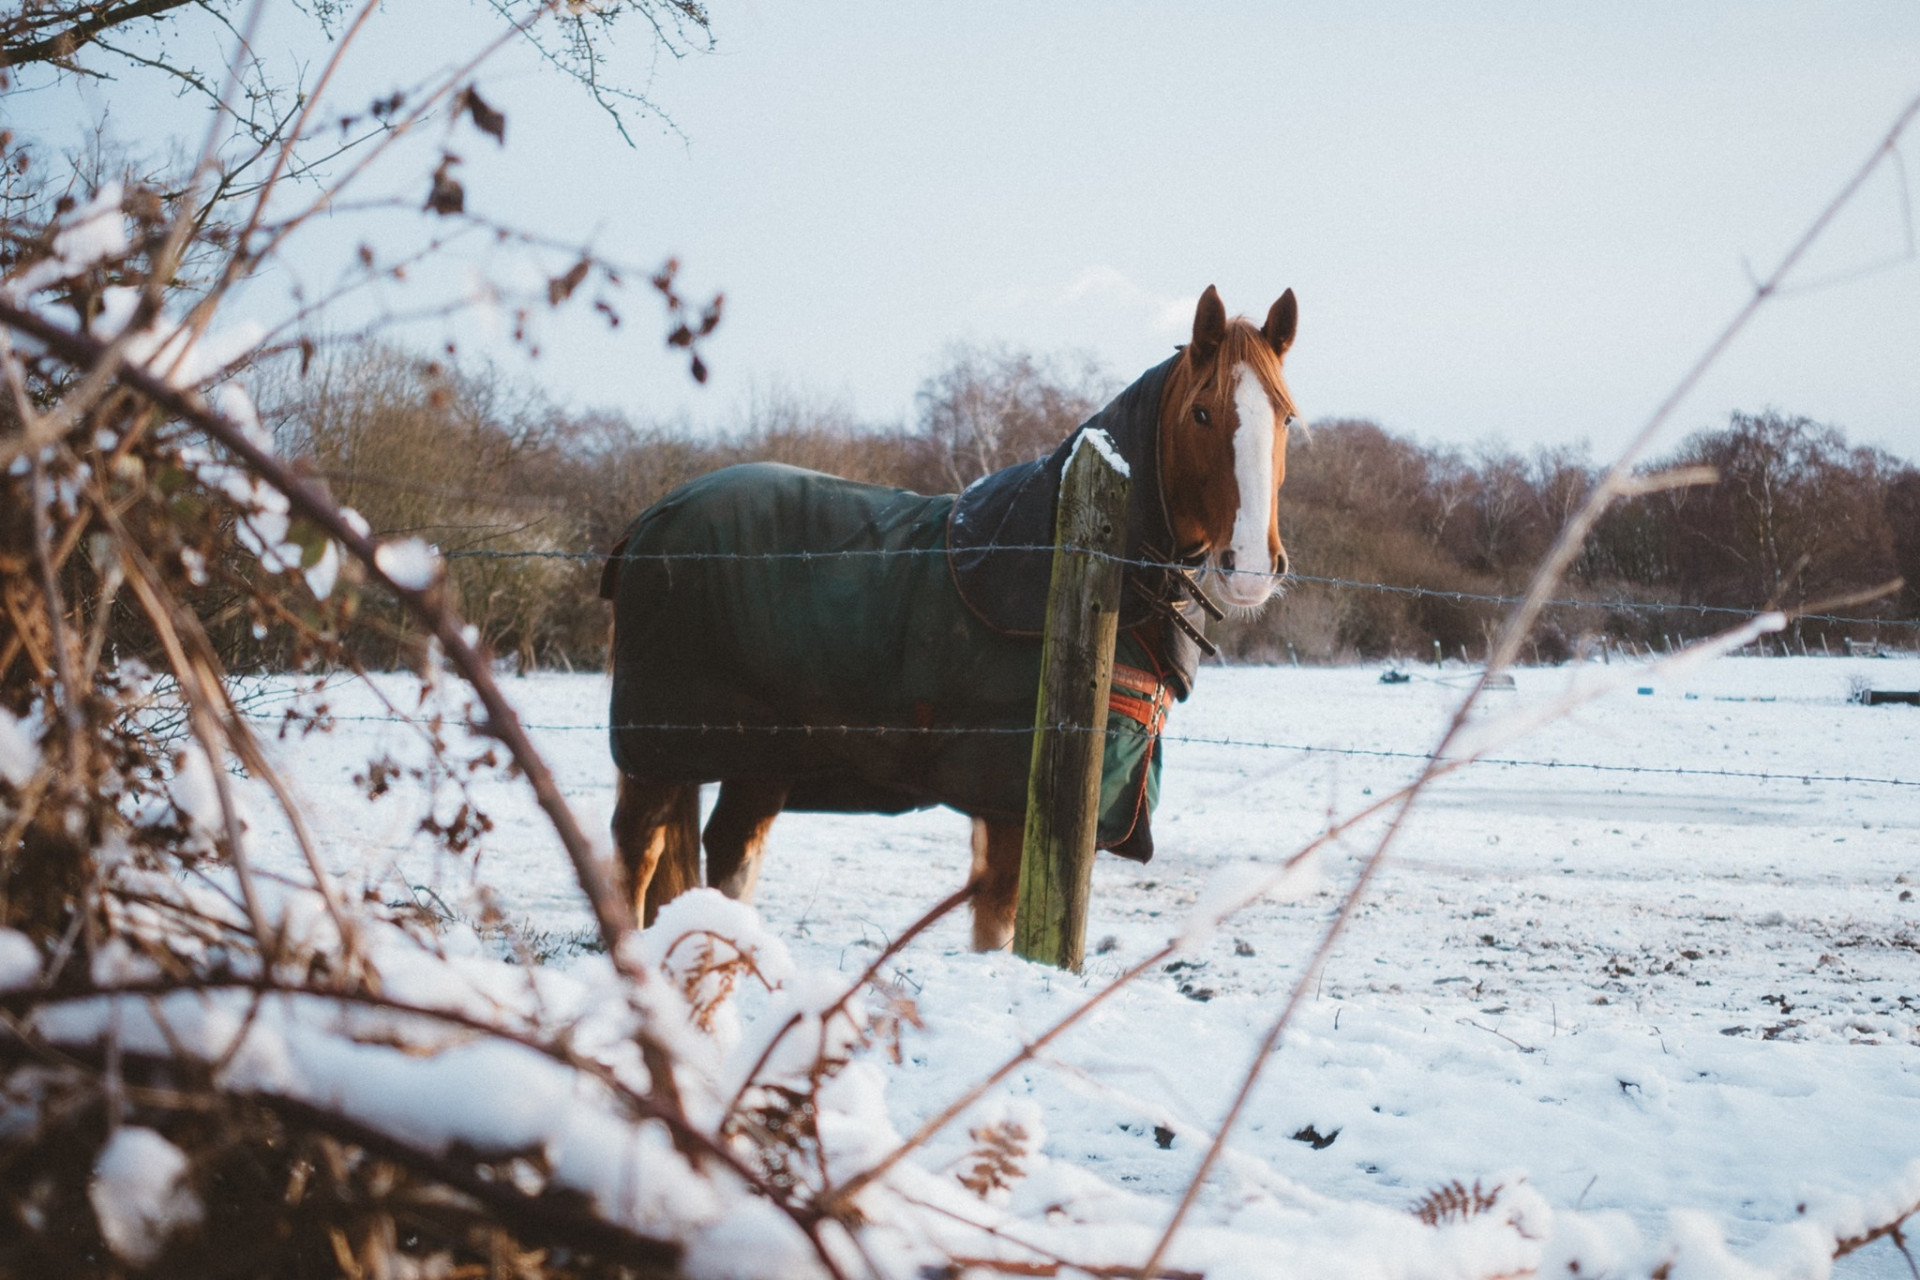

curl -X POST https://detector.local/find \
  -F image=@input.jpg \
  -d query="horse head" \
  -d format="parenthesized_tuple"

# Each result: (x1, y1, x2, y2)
(1159, 285, 1300, 613)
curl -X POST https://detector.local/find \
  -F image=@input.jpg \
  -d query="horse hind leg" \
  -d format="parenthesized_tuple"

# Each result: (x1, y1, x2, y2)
(703, 779, 789, 901)
(644, 785, 702, 926)
(612, 775, 702, 928)
(969, 818, 1023, 952)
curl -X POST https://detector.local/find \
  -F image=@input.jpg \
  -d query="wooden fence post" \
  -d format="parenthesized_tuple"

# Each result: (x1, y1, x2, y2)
(1014, 430, 1131, 971)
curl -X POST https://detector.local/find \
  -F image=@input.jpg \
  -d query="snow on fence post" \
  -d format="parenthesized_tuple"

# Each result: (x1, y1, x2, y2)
(1015, 430, 1130, 972)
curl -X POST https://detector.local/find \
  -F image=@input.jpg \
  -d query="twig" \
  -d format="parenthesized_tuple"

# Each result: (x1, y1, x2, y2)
(724, 881, 973, 1126)
(1133, 85, 1920, 1280)
(2, 976, 848, 1280)
(1457, 1018, 1536, 1054)
(2, 1011, 687, 1270)
(169, 0, 383, 363)
(0, 299, 633, 958)
(105, 513, 278, 957)
(78, 464, 368, 977)
(1834, 1203, 1920, 1272)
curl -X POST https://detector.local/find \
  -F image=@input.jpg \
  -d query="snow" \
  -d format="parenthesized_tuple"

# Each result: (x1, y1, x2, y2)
(0, 928, 39, 992)
(2, 183, 128, 299)
(51, 185, 129, 274)
(640, 889, 798, 1059)
(1178, 853, 1326, 951)
(166, 745, 230, 845)
(1069, 426, 1129, 479)
(0, 705, 38, 786)
(124, 653, 1920, 1274)
(89, 1126, 204, 1266)
(82, 286, 267, 390)
(303, 538, 342, 600)
(172, 386, 341, 589)
(37, 941, 727, 1236)
(374, 537, 442, 590)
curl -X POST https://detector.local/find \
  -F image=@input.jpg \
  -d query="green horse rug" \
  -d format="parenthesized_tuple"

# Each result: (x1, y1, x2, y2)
(604, 355, 1205, 860)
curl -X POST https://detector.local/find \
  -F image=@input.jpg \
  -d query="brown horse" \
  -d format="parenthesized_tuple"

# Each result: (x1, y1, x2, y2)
(605, 285, 1300, 948)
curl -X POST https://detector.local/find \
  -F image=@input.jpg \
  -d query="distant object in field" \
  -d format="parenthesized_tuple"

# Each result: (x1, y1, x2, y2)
(1858, 689, 1920, 706)
(1379, 669, 1411, 684)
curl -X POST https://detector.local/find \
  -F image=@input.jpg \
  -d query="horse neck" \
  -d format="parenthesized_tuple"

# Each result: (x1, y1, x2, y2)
(1148, 360, 1204, 566)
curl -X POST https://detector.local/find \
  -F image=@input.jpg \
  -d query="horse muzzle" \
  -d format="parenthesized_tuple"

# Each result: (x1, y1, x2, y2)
(1210, 547, 1282, 610)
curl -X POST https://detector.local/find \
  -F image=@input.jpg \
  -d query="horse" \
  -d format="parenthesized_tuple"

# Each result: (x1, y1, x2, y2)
(601, 285, 1300, 949)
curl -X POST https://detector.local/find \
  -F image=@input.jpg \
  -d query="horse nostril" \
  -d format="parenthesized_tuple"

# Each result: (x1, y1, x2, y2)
(1220, 550, 1236, 573)
(1276, 547, 1290, 578)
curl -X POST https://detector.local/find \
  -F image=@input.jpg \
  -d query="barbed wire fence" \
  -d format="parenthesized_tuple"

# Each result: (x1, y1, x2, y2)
(211, 538, 1920, 791)
(249, 709, 1920, 790)
(436, 541, 1920, 633)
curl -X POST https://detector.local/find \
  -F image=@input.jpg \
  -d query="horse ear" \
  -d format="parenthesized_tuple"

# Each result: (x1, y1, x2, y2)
(1191, 285, 1227, 365)
(1263, 289, 1298, 357)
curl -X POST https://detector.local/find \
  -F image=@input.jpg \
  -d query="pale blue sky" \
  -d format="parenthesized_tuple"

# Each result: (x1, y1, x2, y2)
(21, 2, 1920, 459)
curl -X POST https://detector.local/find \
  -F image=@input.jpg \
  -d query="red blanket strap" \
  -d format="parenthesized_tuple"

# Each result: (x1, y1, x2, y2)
(1107, 663, 1169, 734)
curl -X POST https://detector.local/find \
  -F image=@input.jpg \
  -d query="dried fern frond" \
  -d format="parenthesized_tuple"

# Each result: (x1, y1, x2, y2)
(660, 927, 777, 1031)
(1410, 1178, 1503, 1226)
(958, 1118, 1034, 1201)
(729, 1084, 821, 1205)
(866, 978, 925, 1066)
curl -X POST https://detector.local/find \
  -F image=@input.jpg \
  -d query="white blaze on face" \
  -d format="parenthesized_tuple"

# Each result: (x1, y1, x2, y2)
(1221, 363, 1277, 608)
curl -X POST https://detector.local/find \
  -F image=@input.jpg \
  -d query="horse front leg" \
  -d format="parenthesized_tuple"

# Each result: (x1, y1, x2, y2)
(612, 775, 702, 927)
(969, 818, 1023, 951)
(702, 779, 789, 901)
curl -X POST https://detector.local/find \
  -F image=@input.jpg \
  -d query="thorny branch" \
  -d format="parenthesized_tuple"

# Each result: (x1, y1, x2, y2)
(2, 3, 748, 1272)
(0, 0, 201, 71)
(0, 296, 637, 955)
(0, 976, 833, 1231)
(817, 601, 1809, 1220)
(1133, 84, 1920, 1280)
(1834, 1202, 1920, 1278)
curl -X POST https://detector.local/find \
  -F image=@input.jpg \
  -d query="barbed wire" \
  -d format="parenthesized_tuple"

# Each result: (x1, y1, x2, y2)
(247, 709, 1920, 789)
(435, 544, 1920, 632)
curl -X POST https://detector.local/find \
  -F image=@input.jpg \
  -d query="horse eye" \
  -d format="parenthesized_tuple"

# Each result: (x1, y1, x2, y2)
(1192, 406, 1211, 426)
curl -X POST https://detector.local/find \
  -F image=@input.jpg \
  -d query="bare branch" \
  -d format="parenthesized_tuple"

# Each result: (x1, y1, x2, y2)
(0, 0, 201, 72)
(0, 298, 635, 953)
(1134, 86, 1920, 1280)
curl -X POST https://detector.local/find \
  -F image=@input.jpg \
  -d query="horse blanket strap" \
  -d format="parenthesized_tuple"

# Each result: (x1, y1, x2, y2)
(1108, 664, 1169, 735)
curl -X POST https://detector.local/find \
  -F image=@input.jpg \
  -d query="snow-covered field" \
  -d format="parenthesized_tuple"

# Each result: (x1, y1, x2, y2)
(249, 652, 1920, 1276)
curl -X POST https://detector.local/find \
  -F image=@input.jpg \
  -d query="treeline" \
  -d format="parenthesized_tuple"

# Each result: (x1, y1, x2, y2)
(1238, 411, 1919, 662)
(248, 344, 1919, 670)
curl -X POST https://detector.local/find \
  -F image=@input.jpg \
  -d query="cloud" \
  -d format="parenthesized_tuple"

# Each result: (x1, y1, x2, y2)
(1059, 265, 1191, 334)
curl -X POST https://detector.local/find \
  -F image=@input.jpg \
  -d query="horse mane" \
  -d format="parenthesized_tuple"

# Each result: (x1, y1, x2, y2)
(1168, 319, 1298, 425)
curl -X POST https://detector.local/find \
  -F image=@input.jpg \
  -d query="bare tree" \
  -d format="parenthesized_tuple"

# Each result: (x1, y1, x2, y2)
(1657, 411, 1899, 620)
(1888, 466, 1920, 618)
(913, 342, 1112, 492)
